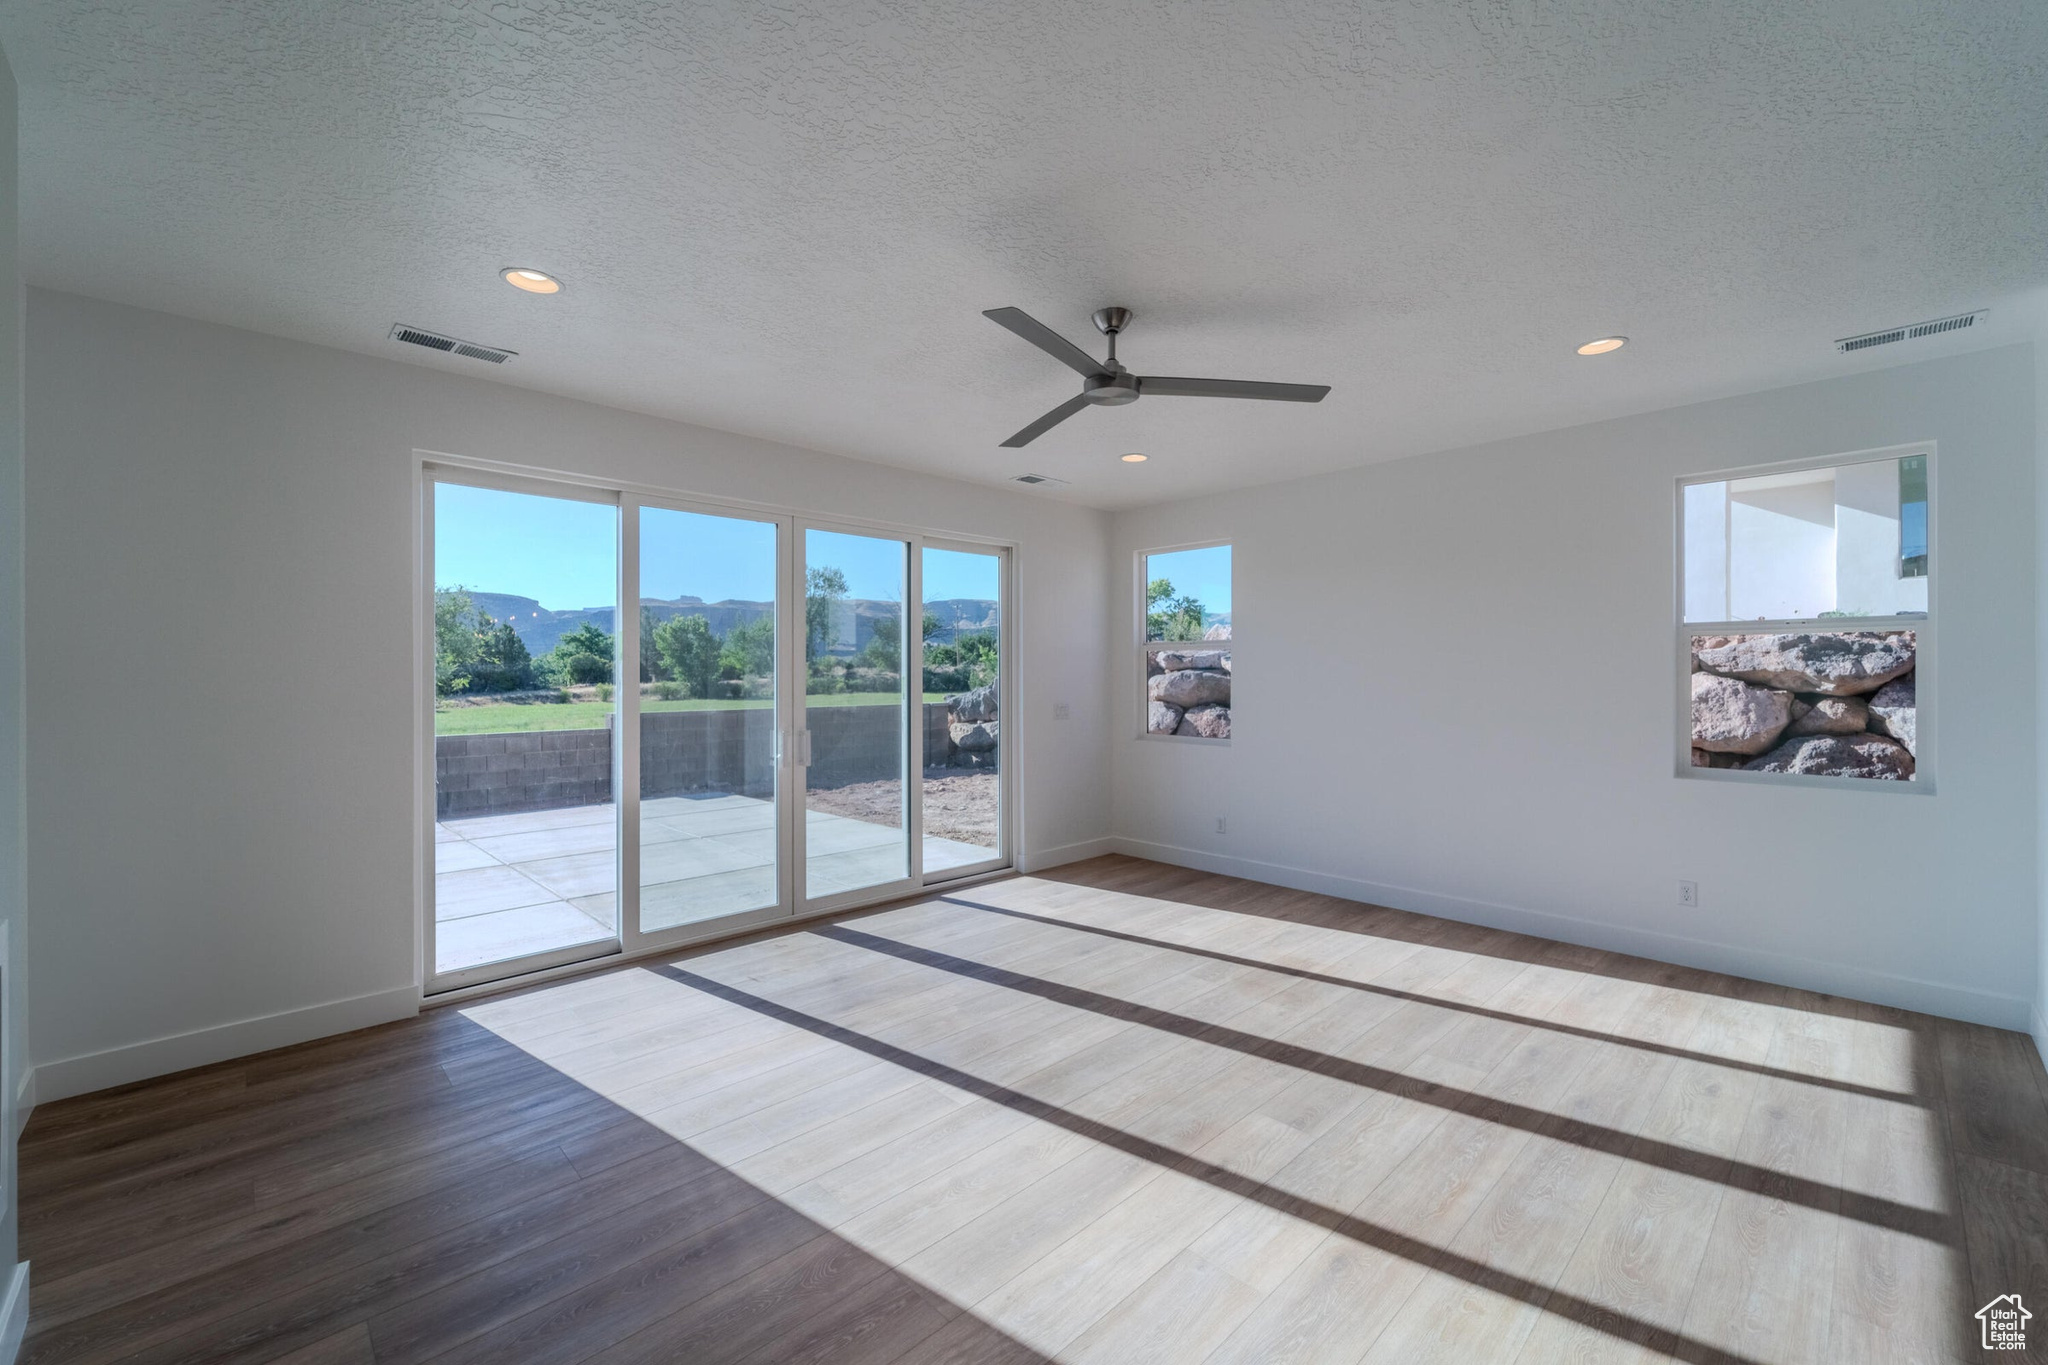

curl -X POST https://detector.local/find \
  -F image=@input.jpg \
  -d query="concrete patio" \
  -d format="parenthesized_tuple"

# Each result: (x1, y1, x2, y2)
(434, 792, 994, 974)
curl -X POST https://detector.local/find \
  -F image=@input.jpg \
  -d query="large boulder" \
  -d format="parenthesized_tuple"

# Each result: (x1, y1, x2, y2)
(1690, 673, 1794, 754)
(952, 721, 998, 752)
(1147, 700, 1184, 734)
(1742, 732, 1914, 780)
(1146, 652, 1166, 677)
(948, 682, 998, 722)
(1867, 674, 1916, 755)
(1178, 704, 1231, 739)
(1150, 668, 1232, 708)
(1785, 694, 1869, 737)
(1157, 649, 1230, 673)
(1693, 632, 1914, 696)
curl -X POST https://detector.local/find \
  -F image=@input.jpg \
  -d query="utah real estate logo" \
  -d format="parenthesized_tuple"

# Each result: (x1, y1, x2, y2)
(1978, 1294, 2031, 1351)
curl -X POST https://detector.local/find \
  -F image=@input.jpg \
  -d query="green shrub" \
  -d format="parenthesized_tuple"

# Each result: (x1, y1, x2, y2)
(923, 664, 970, 694)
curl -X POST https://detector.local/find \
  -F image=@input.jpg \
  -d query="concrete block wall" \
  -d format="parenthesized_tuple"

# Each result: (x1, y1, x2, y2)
(641, 708, 775, 798)
(434, 701, 952, 818)
(435, 728, 612, 817)
(806, 702, 906, 788)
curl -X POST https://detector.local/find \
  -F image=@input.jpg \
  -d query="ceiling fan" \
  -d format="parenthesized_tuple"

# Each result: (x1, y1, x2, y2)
(983, 305, 1331, 447)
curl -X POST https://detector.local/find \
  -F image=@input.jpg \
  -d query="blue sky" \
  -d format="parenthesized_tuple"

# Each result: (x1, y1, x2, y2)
(1146, 544, 1232, 616)
(435, 483, 1001, 609)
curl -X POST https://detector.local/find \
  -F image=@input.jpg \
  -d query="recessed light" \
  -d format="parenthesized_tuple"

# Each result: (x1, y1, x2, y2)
(1576, 336, 1626, 356)
(1120, 452, 1148, 463)
(502, 267, 563, 295)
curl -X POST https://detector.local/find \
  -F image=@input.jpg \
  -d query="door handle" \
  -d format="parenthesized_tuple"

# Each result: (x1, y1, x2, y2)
(796, 730, 813, 767)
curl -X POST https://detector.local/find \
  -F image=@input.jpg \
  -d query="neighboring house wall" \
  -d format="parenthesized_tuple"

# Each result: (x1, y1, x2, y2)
(1728, 476, 1836, 619)
(1111, 343, 2038, 1029)
(23, 289, 1113, 1102)
(1682, 482, 1730, 622)
(1834, 457, 1927, 617)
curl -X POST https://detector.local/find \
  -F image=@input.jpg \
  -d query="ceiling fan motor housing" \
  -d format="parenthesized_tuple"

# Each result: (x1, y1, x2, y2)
(1084, 372, 1140, 405)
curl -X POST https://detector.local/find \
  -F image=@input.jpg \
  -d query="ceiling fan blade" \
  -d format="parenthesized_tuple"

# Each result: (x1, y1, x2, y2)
(999, 392, 1094, 447)
(1137, 375, 1331, 402)
(984, 307, 1105, 378)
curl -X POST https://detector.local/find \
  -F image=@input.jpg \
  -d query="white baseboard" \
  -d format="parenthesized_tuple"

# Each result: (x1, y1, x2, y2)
(1020, 838, 1117, 874)
(28, 984, 420, 1106)
(1110, 837, 2033, 1033)
(0, 1262, 27, 1365)
(11, 1067, 29, 1141)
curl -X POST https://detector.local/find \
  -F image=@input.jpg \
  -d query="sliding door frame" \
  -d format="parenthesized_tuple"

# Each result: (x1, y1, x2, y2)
(917, 535, 1014, 884)
(618, 492, 800, 959)
(794, 518, 922, 918)
(415, 450, 1018, 999)
(419, 466, 627, 995)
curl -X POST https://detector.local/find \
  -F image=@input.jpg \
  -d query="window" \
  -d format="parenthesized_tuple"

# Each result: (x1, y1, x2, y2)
(1899, 454, 1928, 577)
(1679, 448, 1927, 785)
(1140, 543, 1231, 741)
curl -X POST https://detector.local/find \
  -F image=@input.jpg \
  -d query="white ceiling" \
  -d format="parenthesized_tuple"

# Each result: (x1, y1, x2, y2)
(7, 1, 2048, 509)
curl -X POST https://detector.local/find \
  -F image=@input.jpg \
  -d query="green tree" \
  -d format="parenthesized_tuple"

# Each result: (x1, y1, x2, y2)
(472, 621, 535, 692)
(718, 616, 775, 679)
(433, 587, 486, 694)
(639, 607, 663, 682)
(860, 615, 903, 672)
(653, 614, 721, 698)
(1145, 577, 1205, 642)
(952, 630, 998, 671)
(805, 565, 848, 665)
(544, 621, 614, 686)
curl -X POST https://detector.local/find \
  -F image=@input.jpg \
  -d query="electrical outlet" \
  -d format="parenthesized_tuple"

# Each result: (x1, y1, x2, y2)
(1216, 816, 1227, 835)
(1677, 880, 1699, 907)
(1053, 702, 1071, 720)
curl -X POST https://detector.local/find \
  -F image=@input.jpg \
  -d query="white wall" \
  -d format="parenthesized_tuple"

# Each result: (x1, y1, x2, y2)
(1112, 344, 2038, 1029)
(2036, 331, 2048, 1065)
(0, 37, 29, 1355)
(23, 289, 1113, 1101)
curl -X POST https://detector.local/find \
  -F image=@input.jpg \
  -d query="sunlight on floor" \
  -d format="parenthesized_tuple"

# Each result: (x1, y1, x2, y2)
(459, 871, 1967, 1364)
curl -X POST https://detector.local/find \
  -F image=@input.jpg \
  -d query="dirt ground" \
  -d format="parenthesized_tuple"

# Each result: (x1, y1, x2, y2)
(806, 767, 999, 847)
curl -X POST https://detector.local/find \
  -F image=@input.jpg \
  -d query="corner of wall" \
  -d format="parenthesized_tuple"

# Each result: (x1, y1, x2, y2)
(2036, 321, 2048, 1070)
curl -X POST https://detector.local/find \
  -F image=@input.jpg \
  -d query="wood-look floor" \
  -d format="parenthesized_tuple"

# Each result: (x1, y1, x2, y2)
(21, 855, 2048, 1363)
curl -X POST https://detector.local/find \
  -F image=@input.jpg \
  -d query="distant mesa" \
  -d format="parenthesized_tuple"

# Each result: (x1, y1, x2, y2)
(460, 590, 997, 657)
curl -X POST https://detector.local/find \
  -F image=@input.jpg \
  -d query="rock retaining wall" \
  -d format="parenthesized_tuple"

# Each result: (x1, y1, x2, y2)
(1690, 631, 1917, 780)
(1145, 649, 1232, 739)
(931, 680, 1000, 770)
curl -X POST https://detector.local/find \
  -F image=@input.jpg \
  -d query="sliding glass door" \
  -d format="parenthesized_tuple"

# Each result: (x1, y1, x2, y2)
(921, 541, 1006, 879)
(800, 526, 914, 907)
(426, 470, 1012, 993)
(631, 504, 786, 935)
(428, 477, 623, 990)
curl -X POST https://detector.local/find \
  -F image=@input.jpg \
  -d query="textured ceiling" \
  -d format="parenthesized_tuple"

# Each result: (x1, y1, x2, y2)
(7, 1, 2048, 509)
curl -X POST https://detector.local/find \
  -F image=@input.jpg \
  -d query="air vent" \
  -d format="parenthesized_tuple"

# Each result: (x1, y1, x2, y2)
(389, 324, 517, 365)
(1010, 473, 1069, 487)
(1835, 310, 1985, 355)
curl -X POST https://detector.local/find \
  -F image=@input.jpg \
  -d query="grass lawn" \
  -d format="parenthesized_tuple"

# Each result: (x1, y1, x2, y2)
(436, 692, 951, 735)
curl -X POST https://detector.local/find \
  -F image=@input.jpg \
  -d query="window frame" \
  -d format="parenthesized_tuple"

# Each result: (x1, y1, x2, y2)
(1673, 441, 1934, 794)
(1136, 538, 1234, 745)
